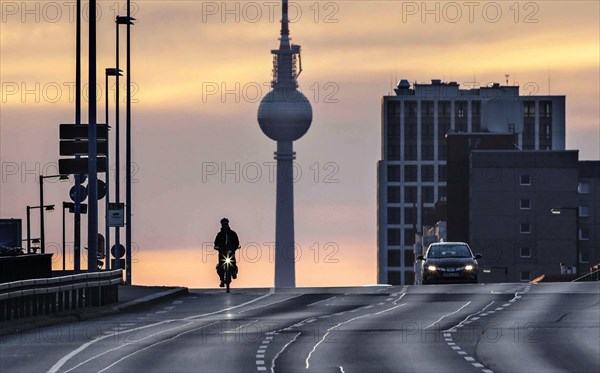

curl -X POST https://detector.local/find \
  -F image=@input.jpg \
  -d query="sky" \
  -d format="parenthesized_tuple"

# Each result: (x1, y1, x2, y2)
(1, 1, 599, 288)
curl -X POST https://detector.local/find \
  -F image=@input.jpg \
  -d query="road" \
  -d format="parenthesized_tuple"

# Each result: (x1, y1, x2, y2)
(1, 282, 598, 372)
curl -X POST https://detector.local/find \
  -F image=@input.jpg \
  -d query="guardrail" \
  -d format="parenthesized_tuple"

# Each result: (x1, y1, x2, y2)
(573, 264, 600, 282)
(0, 270, 122, 321)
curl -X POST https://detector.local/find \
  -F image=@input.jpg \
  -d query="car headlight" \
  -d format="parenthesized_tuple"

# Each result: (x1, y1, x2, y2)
(465, 265, 474, 271)
(427, 265, 437, 271)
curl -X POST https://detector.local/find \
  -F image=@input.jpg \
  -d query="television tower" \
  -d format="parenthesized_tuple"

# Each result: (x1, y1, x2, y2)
(257, 0, 313, 288)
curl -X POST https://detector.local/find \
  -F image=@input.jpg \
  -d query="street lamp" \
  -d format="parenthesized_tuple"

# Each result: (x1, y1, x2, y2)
(551, 207, 580, 276)
(38, 174, 68, 253)
(114, 16, 133, 270)
(105, 67, 123, 271)
(26, 204, 55, 254)
(117, 12, 136, 283)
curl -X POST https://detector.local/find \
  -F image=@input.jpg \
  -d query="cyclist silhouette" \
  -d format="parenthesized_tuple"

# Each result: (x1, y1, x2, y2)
(213, 218, 239, 287)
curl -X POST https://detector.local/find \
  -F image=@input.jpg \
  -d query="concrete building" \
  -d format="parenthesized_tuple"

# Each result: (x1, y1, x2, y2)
(377, 79, 565, 285)
(469, 151, 600, 282)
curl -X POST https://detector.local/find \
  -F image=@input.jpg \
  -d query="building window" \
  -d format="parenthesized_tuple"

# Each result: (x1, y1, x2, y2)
(404, 229, 415, 246)
(524, 101, 535, 117)
(578, 206, 590, 217)
(387, 271, 401, 285)
(520, 199, 531, 210)
(422, 186, 434, 203)
(422, 145, 434, 160)
(405, 165, 418, 182)
(388, 229, 401, 245)
(405, 207, 416, 225)
(387, 250, 401, 267)
(388, 165, 401, 182)
(579, 228, 590, 241)
(422, 165, 435, 182)
(404, 187, 417, 203)
(388, 208, 401, 225)
(520, 247, 531, 258)
(520, 271, 531, 282)
(520, 175, 531, 186)
(578, 182, 590, 194)
(438, 186, 447, 200)
(520, 223, 531, 234)
(388, 186, 401, 203)
(404, 250, 415, 267)
(438, 165, 447, 181)
(404, 145, 417, 160)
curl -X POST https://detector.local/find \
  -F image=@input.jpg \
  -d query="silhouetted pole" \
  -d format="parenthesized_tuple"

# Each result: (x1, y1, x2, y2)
(26, 206, 31, 253)
(74, 0, 82, 272)
(39, 175, 45, 253)
(115, 17, 121, 269)
(105, 70, 110, 270)
(62, 202, 67, 270)
(87, 0, 98, 272)
(125, 0, 133, 284)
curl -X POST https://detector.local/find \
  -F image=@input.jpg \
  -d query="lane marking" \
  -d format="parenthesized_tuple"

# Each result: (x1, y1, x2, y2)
(270, 332, 301, 373)
(426, 301, 472, 329)
(305, 303, 407, 368)
(48, 293, 272, 373)
(465, 356, 475, 361)
(238, 295, 301, 314)
(224, 320, 259, 334)
(97, 321, 220, 373)
(393, 293, 407, 305)
(473, 363, 485, 368)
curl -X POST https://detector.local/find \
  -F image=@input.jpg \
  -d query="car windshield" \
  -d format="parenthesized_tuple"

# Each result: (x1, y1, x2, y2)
(427, 245, 472, 258)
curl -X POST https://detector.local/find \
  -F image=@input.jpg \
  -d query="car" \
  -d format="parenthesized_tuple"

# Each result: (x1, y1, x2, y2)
(417, 242, 482, 284)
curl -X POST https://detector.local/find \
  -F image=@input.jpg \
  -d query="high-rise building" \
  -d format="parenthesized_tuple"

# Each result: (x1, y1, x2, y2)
(377, 79, 566, 285)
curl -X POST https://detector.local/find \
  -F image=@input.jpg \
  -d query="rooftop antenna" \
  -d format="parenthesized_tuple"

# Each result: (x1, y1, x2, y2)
(505, 74, 510, 86)
(548, 71, 551, 95)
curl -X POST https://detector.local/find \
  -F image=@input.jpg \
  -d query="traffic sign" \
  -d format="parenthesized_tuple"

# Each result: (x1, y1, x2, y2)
(60, 141, 108, 156)
(70, 185, 88, 202)
(108, 203, 125, 227)
(59, 123, 107, 140)
(111, 244, 125, 258)
(97, 180, 107, 200)
(59, 157, 107, 174)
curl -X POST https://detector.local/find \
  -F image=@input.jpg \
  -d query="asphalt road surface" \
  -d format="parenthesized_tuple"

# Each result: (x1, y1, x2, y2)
(1, 282, 598, 372)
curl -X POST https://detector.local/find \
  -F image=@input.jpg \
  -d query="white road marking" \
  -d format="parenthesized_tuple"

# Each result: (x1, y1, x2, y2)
(393, 293, 407, 305)
(339, 366, 346, 373)
(257, 349, 265, 354)
(239, 295, 301, 314)
(48, 293, 272, 373)
(96, 321, 220, 373)
(426, 301, 472, 329)
(155, 310, 167, 314)
(465, 356, 475, 361)
(482, 369, 494, 373)
(270, 332, 301, 373)
(172, 300, 183, 304)
(458, 351, 467, 355)
(473, 363, 485, 368)
(224, 320, 259, 333)
(256, 360, 265, 365)
(257, 367, 266, 371)
(495, 307, 504, 311)
(444, 301, 494, 331)
(451, 346, 461, 350)
(502, 303, 511, 307)
(256, 354, 264, 358)
(305, 303, 406, 368)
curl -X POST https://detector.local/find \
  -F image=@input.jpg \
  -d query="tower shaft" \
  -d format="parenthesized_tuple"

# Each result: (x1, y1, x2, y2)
(274, 140, 296, 287)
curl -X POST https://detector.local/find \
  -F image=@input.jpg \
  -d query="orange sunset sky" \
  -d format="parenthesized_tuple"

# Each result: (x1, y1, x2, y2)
(1, 1, 599, 287)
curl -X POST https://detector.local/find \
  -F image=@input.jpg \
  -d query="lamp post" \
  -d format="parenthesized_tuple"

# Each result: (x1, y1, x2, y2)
(39, 174, 68, 253)
(26, 204, 55, 254)
(117, 11, 135, 283)
(105, 68, 123, 270)
(551, 207, 580, 276)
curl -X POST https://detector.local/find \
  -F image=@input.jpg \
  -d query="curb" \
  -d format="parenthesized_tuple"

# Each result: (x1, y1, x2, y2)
(0, 287, 189, 337)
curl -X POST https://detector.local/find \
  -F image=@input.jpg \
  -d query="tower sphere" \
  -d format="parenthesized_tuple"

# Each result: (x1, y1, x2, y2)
(258, 87, 313, 142)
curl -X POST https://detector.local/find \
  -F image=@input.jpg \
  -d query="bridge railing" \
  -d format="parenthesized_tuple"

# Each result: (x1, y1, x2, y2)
(573, 264, 600, 282)
(0, 270, 122, 321)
